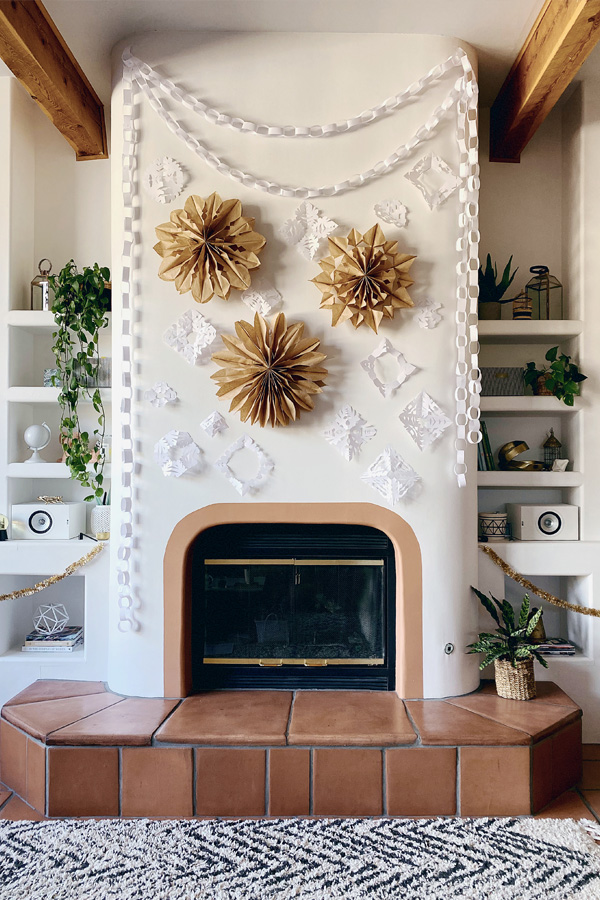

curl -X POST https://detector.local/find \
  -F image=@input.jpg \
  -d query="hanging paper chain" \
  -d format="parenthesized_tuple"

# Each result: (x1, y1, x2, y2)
(118, 50, 480, 635)
(118, 63, 140, 632)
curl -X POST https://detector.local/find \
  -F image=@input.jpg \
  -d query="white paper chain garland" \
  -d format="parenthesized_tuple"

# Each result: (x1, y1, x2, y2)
(118, 63, 140, 632)
(117, 48, 480, 632)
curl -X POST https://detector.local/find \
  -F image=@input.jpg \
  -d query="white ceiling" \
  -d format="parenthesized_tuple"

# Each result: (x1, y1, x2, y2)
(40, 0, 546, 107)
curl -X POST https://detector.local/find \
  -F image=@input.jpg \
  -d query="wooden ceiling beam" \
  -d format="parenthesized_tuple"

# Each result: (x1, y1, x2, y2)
(0, 0, 107, 160)
(490, 0, 600, 162)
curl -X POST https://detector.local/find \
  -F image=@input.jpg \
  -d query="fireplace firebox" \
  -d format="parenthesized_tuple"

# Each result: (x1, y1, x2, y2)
(190, 523, 396, 690)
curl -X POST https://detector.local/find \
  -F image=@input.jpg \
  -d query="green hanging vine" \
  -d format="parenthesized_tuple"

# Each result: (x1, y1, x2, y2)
(49, 261, 110, 501)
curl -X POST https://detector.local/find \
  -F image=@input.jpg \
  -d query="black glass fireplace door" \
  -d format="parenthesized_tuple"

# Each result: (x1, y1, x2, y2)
(202, 559, 385, 666)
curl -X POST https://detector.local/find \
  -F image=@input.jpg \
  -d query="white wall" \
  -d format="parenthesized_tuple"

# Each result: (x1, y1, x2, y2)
(108, 32, 481, 698)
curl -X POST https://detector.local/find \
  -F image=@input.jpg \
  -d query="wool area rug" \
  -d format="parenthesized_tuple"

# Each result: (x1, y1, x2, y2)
(1, 816, 600, 899)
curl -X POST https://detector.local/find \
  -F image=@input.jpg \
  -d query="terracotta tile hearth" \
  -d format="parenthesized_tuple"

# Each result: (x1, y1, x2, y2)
(0, 680, 583, 819)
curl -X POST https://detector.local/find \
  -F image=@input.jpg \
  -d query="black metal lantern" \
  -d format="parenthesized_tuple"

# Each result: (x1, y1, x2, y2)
(526, 265, 563, 320)
(543, 428, 562, 469)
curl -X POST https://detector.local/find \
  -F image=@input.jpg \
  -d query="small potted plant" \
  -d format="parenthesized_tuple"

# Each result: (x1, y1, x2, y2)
(468, 588, 548, 700)
(478, 254, 518, 320)
(524, 346, 586, 407)
(49, 261, 110, 501)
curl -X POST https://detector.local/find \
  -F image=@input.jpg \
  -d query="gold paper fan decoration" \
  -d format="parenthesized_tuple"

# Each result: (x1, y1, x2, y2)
(153, 192, 266, 303)
(312, 224, 416, 333)
(211, 312, 328, 427)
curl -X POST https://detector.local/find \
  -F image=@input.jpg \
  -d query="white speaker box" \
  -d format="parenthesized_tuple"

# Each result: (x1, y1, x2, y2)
(506, 503, 579, 541)
(11, 501, 87, 540)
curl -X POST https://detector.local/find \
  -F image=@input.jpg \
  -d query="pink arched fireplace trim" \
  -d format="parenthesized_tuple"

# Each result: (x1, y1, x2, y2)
(163, 502, 423, 698)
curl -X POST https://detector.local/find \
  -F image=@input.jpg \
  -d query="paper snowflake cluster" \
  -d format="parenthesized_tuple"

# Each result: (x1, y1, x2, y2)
(33, 603, 69, 635)
(361, 338, 416, 398)
(361, 447, 421, 505)
(240, 282, 282, 316)
(404, 154, 462, 210)
(142, 156, 185, 204)
(399, 392, 452, 450)
(323, 406, 377, 461)
(413, 296, 443, 329)
(279, 201, 338, 260)
(144, 381, 178, 407)
(200, 410, 228, 438)
(154, 430, 203, 477)
(163, 309, 217, 365)
(214, 433, 274, 496)
(374, 199, 408, 228)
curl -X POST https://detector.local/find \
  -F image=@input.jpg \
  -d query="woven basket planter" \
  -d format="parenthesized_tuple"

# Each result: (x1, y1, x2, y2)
(494, 658, 537, 700)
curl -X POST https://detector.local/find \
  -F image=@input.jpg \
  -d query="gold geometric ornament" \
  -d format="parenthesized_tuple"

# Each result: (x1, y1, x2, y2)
(211, 312, 328, 427)
(153, 192, 266, 303)
(312, 224, 416, 333)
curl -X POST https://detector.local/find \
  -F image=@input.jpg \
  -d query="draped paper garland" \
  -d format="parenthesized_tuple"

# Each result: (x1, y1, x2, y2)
(118, 47, 481, 630)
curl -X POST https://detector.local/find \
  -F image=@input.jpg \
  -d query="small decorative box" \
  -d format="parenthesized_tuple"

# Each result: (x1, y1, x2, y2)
(480, 367, 524, 397)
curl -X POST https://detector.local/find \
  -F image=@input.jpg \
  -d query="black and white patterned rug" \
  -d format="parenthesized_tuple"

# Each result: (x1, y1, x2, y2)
(1, 817, 600, 899)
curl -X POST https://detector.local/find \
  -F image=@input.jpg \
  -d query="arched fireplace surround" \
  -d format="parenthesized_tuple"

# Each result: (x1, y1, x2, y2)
(164, 502, 423, 698)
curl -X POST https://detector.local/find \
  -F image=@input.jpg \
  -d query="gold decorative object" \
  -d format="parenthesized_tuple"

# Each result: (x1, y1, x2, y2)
(312, 224, 416, 333)
(479, 545, 600, 618)
(36, 495, 63, 504)
(497, 441, 545, 471)
(0, 544, 104, 603)
(154, 193, 266, 303)
(211, 312, 328, 427)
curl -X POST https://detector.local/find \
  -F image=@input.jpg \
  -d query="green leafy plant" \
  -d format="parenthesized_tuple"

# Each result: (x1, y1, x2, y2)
(467, 588, 548, 670)
(524, 346, 587, 407)
(478, 254, 518, 304)
(49, 261, 110, 501)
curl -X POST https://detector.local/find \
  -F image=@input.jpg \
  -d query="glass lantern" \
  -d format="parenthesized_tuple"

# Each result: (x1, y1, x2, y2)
(543, 428, 562, 469)
(30, 259, 53, 311)
(526, 265, 563, 320)
(0, 513, 7, 541)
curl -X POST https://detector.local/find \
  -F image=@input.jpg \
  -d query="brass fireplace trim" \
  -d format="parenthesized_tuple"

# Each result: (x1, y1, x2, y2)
(163, 502, 423, 698)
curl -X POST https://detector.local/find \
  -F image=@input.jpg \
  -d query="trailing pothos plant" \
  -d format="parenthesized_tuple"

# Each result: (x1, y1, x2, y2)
(49, 261, 110, 501)
(468, 588, 549, 670)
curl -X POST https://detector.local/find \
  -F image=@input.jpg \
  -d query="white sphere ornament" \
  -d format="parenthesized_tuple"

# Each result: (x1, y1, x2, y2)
(33, 603, 69, 635)
(24, 422, 51, 463)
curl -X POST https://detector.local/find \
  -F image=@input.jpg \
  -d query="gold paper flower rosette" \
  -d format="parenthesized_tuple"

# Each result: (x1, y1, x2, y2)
(153, 192, 266, 303)
(312, 224, 416, 333)
(211, 312, 328, 427)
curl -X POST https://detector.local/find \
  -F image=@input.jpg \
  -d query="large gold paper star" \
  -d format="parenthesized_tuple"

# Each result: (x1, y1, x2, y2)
(211, 313, 328, 427)
(153, 193, 266, 303)
(312, 224, 416, 332)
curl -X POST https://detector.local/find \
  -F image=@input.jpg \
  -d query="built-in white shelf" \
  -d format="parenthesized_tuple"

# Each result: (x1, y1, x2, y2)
(478, 320, 583, 344)
(0, 646, 84, 663)
(7, 310, 56, 332)
(7, 462, 112, 479)
(7, 386, 111, 403)
(477, 471, 583, 488)
(480, 396, 581, 416)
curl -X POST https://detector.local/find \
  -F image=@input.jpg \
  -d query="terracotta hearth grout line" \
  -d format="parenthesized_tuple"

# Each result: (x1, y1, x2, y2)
(440, 698, 580, 743)
(285, 693, 296, 746)
(3, 697, 127, 744)
(576, 788, 600, 824)
(402, 702, 422, 746)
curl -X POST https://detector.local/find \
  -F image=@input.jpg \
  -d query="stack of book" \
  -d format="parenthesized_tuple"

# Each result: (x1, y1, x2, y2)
(536, 637, 576, 657)
(477, 421, 495, 471)
(21, 626, 83, 653)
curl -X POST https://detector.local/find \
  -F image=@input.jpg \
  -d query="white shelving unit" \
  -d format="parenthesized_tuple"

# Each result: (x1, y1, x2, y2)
(477, 470, 583, 488)
(479, 320, 583, 344)
(480, 396, 581, 415)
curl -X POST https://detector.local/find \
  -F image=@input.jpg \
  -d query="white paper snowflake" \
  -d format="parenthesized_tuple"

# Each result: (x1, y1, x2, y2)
(361, 447, 421, 505)
(142, 156, 185, 204)
(144, 381, 178, 407)
(374, 199, 408, 228)
(163, 309, 217, 366)
(399, 392, 452, 451)
(323, 405, 377, 461)
(360, 338, 417, 398)
(33, 603, 69, 635)
(154, 430, 203, 477)
(404, 154, 462, 210)
(279, 201, 338, 260)
(200, 410, 228, 438)
(214, 433, 273, 496)
(413, 296, 443, 329)
(240, 281, 282, 316)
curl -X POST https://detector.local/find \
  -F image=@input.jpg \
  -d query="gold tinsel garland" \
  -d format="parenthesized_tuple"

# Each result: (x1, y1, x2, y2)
(0, 544, 104, 603)
(480, 545, 600, 618)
